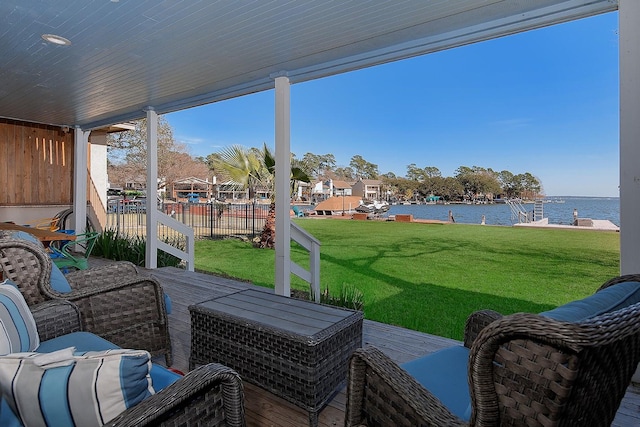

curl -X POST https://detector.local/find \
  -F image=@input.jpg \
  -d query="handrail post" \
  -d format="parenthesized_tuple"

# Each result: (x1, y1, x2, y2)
(289, 221, 321, 301)
(310, 239, 321, 302)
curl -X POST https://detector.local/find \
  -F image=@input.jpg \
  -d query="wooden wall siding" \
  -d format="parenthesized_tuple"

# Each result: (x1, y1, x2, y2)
(0, 119, 74, 205)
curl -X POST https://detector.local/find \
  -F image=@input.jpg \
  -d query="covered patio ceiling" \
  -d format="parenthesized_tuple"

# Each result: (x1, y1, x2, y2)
(1, 0, 617, 130)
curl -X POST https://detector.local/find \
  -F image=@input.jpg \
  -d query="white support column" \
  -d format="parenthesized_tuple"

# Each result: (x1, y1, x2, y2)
(620, 0, 640, 275)
(145, 108, 159, 269)
(274, 75, 292, 297)
(73, 127, 90, 235)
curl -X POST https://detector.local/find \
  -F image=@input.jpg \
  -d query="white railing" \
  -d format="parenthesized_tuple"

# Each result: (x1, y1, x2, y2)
(155, 211, 195, 271)
(506, 199, 532, 223)
(290, 221, 321, 302)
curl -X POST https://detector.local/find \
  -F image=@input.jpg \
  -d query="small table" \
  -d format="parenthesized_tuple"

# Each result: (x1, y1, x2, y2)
(0, 222, 76, 243)
(189, 289, 363, 426)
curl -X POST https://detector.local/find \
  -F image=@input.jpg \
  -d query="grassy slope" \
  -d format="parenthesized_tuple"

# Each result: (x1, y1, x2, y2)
(194, 219, 620, 341)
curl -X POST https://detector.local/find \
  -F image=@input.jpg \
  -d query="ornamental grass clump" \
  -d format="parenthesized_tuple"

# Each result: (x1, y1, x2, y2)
(92, 228, 183, 268)
(318, 284, 364, 311)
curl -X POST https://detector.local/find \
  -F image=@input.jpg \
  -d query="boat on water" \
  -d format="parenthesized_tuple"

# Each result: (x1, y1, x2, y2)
(355, 200, 390, 215)
(312, 196, 390, 216)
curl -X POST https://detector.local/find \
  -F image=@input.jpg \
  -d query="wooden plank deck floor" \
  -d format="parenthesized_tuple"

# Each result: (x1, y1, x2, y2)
(90, 259, 640, 426)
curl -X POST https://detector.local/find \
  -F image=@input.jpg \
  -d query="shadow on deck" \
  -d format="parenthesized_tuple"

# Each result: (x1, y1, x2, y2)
(89, 258, 640, 426)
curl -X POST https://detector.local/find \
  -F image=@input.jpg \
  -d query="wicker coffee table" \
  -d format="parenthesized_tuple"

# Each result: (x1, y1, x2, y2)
(189, 289, 363, 426)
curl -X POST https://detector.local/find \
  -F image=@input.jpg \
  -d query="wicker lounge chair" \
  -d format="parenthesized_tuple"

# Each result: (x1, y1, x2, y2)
(0, 234, 173, 365)
(345, 274, 640, 427)
(28, 299, 245, 427)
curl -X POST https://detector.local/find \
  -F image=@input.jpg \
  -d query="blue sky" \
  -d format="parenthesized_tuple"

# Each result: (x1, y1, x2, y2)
(167, 11, 619, 197)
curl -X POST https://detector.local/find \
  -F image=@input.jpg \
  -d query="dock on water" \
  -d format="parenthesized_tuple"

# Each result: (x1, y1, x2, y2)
(514, 218, 619, 231)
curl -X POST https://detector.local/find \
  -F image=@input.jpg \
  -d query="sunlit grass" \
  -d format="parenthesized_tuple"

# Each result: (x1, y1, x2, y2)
(194, 219, 620, 341)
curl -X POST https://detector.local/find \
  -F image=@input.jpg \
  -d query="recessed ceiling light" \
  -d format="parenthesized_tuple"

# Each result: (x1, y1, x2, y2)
(41, 34, 72, 46)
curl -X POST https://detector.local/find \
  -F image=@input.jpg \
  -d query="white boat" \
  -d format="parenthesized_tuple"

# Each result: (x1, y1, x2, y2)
(356, 200, 390, 214)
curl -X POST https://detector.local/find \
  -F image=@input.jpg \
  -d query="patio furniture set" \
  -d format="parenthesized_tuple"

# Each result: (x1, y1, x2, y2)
(1, 229, 640, 426)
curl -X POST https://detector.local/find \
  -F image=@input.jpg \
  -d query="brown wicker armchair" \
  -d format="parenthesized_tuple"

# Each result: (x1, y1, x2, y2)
(29, 299, 245, 427)
(0, 235, 173, 365)
(346, 274, 640, 427)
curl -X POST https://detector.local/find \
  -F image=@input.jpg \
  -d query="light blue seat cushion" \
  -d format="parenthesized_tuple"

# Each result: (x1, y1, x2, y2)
(48, 262, 73, 292)
(0, 399, 22, 427)
(164, 293, 172, 315)
(36, 331, 181, 390)
(0, 280, 40, 354)
(401, 345, 472, 421)
(1, 332, 182, 426)
(540, 281, 640, 322)
(9, 231, 41, 245)
(9, 230, 73, 292)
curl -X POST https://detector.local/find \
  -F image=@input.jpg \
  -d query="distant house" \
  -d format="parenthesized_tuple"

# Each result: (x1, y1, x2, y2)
(215, 180, 270, 202)
(309, 179, 354, 202)
(295, 181, 312, 201)
(169, 177, 214, 202)
(331, 180, 352, 197)
(310, 180, 330, 202)
(117, 176, 146, 192)
(352, 178, 382, 200)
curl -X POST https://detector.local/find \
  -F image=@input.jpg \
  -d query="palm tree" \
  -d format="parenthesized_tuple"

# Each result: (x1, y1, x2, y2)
(213, 144, 310, 249)
(212, 145, 266, 199)
(256, 144, 310, 248)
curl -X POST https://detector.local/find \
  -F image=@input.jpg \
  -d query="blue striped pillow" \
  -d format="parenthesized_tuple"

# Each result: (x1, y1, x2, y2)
(0, 347, 155, 426)
(0, 280, 39, 355)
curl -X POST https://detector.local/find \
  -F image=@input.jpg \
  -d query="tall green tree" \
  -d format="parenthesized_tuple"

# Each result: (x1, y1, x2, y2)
(334, 166, 355, 180)
(350, 155, 379, 179)
(455, 166, 501, 200)
(520, 172, 542, 198)
(424, 166, 442, 178)
(406, 163, 424, 181)
(301, 153, 336, 179)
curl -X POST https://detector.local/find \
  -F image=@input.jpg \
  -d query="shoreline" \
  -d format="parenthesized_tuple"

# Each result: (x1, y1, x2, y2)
(301, 212, 619, 231)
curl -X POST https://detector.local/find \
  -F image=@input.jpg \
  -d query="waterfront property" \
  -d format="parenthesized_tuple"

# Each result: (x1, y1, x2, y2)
(3, 1, 640, 282)
(2, 3, 640, 424)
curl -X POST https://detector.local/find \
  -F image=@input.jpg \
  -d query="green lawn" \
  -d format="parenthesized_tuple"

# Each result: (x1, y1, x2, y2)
(194, 219, 620, 341)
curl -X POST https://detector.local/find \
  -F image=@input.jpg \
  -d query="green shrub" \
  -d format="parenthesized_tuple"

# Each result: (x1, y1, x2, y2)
(93, 229, 130, 260)
(93, 229, 183, 267)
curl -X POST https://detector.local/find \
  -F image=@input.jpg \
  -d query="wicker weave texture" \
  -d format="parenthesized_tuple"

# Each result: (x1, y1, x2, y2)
(31, 300, 82, 341)
(106, 364, 246, 427)
(346, 275, 640, 427)
(190, 292, 363, 426)
(31, 292, 246, 427)
(0, 237, 173, 365)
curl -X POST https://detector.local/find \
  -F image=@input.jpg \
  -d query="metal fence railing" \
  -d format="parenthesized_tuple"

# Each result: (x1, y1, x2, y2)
(105, 200, 269, 240)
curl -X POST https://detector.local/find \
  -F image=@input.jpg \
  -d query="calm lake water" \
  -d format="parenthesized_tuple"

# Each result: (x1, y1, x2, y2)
(386, 197, 620, 226)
